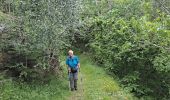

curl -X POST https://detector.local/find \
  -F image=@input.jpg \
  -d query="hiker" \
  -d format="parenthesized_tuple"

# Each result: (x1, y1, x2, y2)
(66, 50, 80, 91)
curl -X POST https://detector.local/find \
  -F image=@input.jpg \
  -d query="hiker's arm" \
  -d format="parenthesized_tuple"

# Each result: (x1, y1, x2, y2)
(67, 66, 71, 72)
(77, 57, 80, 68)
(66, 64, 71, 72)
(66, 58, 71, 72)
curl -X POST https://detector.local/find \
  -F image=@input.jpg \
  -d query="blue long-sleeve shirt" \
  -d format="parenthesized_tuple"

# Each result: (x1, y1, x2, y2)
(66, 55, 79, 68)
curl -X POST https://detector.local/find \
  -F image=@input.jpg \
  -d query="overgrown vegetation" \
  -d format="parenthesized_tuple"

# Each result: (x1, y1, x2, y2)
(78, 55, 136, 100)
(0, 0, 81, 99)
(0, 75, 70, 100)
(0, 0, 81, 81)
(0, 0, 170, 100)
(78, 0, 170, 99)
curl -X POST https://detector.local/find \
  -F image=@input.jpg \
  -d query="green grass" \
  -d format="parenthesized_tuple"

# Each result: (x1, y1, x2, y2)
(0, 54, 137, 100)
(0, 57, 70, 100)
(0, 76, 70, 100)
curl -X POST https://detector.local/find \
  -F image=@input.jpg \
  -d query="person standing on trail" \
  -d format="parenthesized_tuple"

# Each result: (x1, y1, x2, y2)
(66, 50, 80, 91)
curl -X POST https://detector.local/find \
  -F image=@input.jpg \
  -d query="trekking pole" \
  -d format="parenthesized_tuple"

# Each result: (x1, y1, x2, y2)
(68, 71, 70, 91)
(79, 67, 84, 94)
(79, 68, 82, 82)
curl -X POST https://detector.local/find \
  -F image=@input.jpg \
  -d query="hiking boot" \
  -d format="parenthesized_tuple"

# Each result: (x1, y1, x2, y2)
(74, 80, 77, 91)
(71, 88, 74, 91)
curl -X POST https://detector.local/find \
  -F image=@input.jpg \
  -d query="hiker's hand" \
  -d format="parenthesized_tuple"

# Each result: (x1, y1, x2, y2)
(68, 67, 71, 73)
(78, 63, 80, 68)
(68, 69, 71, 73)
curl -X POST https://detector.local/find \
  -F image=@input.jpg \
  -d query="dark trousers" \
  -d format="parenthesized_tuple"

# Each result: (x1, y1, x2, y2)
(69, 71, 78, 89)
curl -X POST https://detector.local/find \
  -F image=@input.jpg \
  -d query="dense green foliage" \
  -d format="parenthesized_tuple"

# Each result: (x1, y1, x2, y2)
(78, 0, 170, 99)
(0, 0, 81, 80)
(0, 0, 81, 99)
(0, 0, 170, 100)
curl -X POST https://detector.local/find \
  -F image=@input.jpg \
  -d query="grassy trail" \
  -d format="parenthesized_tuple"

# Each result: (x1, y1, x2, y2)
(67, 55, 136, 100)
(0, 54, 136, 100)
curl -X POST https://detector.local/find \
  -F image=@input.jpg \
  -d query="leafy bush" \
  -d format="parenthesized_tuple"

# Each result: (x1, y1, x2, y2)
(0, 0, 81, 81)
(79, 0, 170, 99)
